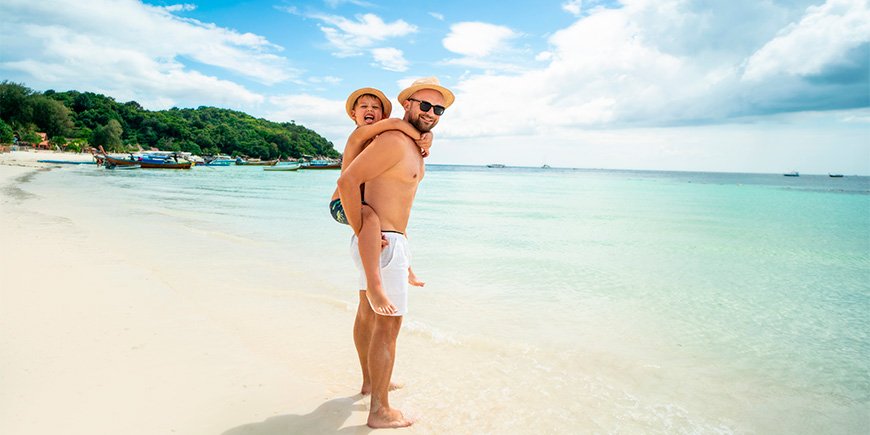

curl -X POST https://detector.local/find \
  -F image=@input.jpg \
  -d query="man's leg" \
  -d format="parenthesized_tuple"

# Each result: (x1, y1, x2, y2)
(353, 290, 375, 395)
(367, 314, 413, 428)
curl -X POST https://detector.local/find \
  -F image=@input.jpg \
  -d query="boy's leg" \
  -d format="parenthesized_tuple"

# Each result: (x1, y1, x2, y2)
(358, 205, 396, 314)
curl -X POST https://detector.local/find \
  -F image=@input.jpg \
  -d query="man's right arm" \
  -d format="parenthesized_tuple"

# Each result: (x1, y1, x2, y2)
(337, 131, 406, 235)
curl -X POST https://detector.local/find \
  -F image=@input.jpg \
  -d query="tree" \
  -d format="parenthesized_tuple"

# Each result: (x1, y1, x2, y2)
(0, 81, 34, 128)
(49, 135, 67, 149)
(2, 82, 340, 158)
(92, 119, 123, 151)
(0, 118, 13, 143)
(32, 95, 74, 138)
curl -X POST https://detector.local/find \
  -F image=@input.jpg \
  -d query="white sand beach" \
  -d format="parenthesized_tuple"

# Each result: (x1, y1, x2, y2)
(0, 153, 399, 434)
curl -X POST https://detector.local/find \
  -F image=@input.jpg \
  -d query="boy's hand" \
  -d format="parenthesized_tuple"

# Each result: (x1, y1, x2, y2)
(415, 132, 433, 158)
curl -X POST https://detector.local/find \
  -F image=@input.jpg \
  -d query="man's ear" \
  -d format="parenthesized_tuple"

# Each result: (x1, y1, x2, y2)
(402, 100, 411, 111)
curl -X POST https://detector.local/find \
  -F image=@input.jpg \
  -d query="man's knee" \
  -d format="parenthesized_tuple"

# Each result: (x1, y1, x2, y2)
(357, 294, 375, 315)
(373, 314, 402, 333)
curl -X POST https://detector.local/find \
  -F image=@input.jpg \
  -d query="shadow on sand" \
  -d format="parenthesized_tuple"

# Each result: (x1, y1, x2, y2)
(222, 395, 373, 435)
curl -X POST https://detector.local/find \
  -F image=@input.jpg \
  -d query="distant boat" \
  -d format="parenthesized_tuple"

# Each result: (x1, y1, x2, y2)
(203, 155, 234, 166)
(301, 159, 341, 170)
(783, 171, 799, 177)
(541, 164, 551, 169)
(264, 162, 301, 171)
(487, 163, 506, 168)
(829, 173, 844, 178)
(236, 158, 279, 166)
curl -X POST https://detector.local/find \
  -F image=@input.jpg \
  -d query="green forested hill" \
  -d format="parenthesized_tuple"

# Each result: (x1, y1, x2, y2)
(0, 81, 339, 159)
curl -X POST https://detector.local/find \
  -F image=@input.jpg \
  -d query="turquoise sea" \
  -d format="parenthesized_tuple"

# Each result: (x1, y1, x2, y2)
(24, 164, 870, 433)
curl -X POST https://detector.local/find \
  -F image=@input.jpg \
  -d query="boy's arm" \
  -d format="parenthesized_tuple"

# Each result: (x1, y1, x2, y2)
(348, 118, 420, 146)
(342, 119, 422, 171)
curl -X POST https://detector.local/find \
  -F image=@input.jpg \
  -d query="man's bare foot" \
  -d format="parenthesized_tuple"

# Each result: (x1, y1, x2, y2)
(360, 381, 403, 395)
(366, 286, 396, 315)
(367, 407, 414, 429)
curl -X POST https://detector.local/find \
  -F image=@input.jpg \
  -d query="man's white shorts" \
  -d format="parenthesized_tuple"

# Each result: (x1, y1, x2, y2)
(351, 231, 410, 316)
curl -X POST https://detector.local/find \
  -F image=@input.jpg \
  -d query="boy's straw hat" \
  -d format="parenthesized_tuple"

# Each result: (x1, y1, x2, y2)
(397, 77, 455, 108)
(345, 88, 392, 120)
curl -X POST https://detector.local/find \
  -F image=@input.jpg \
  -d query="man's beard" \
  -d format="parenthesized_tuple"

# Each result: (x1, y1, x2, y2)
(410, 114, 436, 132)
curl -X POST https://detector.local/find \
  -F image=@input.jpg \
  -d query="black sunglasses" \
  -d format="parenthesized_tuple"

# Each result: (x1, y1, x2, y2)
(407, 98, 446, 116)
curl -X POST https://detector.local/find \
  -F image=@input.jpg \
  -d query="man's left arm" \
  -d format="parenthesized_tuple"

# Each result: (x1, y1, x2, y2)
(337, 131, 405, 234)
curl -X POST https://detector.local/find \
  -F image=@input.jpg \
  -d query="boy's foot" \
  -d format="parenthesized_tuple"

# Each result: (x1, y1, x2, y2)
(367, 407, 414, 429)
(366, 285, 396, 315)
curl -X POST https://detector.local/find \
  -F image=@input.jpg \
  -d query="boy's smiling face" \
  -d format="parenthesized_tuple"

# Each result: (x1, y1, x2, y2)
(352, 94, 385, 126)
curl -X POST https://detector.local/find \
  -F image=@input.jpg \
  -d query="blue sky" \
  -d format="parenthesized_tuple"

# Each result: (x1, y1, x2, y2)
(2, 0, 868, 174)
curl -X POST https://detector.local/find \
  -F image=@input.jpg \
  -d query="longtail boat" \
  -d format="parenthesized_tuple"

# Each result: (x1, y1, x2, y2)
(104, 155, 192, 169)
(301, 159, 341, 170)
(95, 147, 192, 169)
(264, 162, 301, 171)
(237, 158, 279, 166)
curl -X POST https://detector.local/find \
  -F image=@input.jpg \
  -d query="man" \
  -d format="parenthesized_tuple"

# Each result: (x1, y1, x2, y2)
(337, 77, 454, 429)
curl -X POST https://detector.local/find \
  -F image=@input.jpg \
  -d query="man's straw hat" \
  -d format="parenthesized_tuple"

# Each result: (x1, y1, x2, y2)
(345, 87, 392, 120)
(397, 77, 455, 108)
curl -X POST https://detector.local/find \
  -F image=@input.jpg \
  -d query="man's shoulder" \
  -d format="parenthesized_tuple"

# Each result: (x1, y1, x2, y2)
(376, 130, 414, 140)
(369, 129, 413, 149)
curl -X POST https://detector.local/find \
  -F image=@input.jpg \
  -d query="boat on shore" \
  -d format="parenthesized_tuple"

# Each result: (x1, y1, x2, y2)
(98, 153, 191, 169)
(264, 162, 301, 171)
(93, 147, 192, 169)
(105, 155, 191, 169)
(106, 163, 140, 170)
(783, 171, 799, 177)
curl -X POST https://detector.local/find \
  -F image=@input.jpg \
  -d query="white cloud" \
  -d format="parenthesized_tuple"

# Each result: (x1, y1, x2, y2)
(275, 5, 300, 15)
(441, 0, 870, 140)
(325, 0, 375, 8)
(443, 22, 519, 57)
(742, 0, 870, 81)
(562, 0, 582, 16)
(429, 12, 445, 21)
(308, 76, 343, 85)
(0, 0, 293, 110)
(371, 47, 409, 72)
(162, 3, 196, 12)
(314, 13, 418, 56)
(535, 51, 554, 61)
